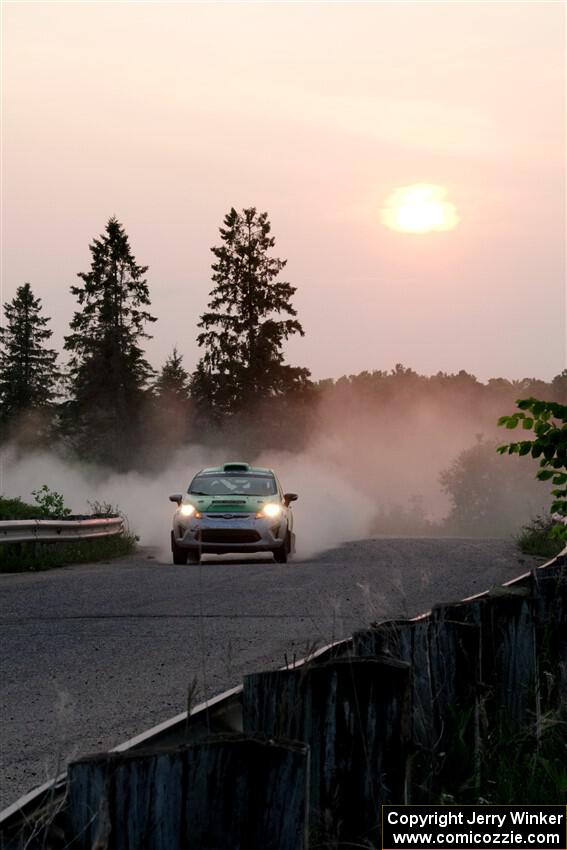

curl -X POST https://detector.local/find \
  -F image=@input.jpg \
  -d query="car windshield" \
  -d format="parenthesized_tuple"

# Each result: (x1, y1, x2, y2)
(188, 473, 278, 497)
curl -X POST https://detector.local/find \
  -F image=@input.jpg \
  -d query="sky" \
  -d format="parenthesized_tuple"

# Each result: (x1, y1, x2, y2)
(2, 0, 565, 382)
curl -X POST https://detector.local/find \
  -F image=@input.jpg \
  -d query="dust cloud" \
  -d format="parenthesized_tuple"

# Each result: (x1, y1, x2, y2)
(0, 442, 373, 559)
(0, 386, 548, 559)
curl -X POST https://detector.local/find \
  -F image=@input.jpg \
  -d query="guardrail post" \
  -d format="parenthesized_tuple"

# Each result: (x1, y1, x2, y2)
(243, 656, 409, 848)
(353, 604, 482, 801)
(67, 735, 309, 850)
(353, 618, 434, 753)
(185, 735, 309, 850)
(479, 588, 538, 736)
(534, 561, 567, 711)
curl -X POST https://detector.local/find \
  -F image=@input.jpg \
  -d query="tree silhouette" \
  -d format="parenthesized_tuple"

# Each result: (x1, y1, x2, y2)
(147, 346, 192, 451)
(62, 217, 156, 467)
(0, 283, 58, 438)
(192, 207, 311, 418)
(154, 347, 190, 404)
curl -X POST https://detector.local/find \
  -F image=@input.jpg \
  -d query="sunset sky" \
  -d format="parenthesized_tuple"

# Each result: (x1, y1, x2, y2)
(2, 1, 565, 382)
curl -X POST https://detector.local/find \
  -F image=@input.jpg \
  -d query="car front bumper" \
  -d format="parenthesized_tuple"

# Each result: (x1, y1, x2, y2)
(173, 512, 287, 554)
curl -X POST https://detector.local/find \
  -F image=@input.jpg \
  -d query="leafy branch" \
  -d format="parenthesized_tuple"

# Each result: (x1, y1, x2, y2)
(498, 398, 567, 539)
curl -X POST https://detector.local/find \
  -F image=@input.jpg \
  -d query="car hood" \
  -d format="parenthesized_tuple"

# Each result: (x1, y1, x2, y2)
(185, 494, 278, 513)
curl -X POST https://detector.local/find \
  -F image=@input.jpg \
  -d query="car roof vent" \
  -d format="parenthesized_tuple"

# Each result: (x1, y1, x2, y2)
(223, 462, 250, 472)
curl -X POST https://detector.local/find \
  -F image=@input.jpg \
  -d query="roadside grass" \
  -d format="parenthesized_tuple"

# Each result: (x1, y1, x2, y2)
(0, 533, 137, 573)
(472, 710, 567, 804)
(516, 515, 564, 559)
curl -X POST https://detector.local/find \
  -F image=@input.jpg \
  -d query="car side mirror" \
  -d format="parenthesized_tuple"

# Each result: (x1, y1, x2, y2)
(284, 493, 298, 506)
(169, 494, 183, 505)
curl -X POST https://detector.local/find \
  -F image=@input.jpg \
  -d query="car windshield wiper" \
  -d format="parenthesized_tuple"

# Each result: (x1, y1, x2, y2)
(189, 491, 208, 495)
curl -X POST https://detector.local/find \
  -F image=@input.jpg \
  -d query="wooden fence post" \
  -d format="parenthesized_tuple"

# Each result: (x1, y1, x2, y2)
(479, 589, 538, 736)
(67, 735, 310, 850)
(353, 619, 434, 754)
(354, 602, 482, 800)
(243, 656, 409, 849)
(534, 562, 567, 712)
(185, 735, 309, 850)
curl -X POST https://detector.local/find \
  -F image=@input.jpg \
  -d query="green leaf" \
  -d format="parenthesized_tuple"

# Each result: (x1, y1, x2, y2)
(522, 417, 534, 429)
(537, 470, 555, 481)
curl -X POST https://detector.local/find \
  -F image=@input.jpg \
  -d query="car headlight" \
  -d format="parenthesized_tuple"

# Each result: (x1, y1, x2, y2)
(180, 504, 196, 517)
(260, 503, 282, 519)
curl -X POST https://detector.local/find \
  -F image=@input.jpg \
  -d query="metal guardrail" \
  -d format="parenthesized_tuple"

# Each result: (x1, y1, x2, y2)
(0, 517, 124, 545)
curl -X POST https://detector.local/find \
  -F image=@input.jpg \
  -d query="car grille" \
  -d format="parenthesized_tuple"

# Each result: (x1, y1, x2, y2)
(204, 513, 250, 520)
(199, 529, 261, 544)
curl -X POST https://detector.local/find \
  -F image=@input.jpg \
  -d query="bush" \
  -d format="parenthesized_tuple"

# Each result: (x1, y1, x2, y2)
(31, 484, 71, 517)
(0, 496, 48, 520)
(0, 486, 71, 520)
(517, 515, 564, 558)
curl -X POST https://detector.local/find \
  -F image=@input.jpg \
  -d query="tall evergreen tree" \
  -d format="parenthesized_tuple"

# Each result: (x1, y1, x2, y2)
(0, 283, 58, 428)
(191, 207, 311, 418)
(63, 217, 156, 466)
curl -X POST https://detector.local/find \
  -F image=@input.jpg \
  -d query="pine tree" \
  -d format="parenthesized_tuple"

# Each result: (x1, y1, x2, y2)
(192, 207, 311, 418)
(154, 347, 190, 403)
(148, 347, 192, 450)
(0, 283, 58, 428)
(63, 217, 156, 466)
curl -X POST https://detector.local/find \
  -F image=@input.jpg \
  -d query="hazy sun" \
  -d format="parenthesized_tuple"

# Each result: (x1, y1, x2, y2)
(381, 184, 459, 234)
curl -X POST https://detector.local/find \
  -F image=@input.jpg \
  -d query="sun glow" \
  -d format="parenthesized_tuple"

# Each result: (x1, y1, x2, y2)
(382, 184, 459, 233)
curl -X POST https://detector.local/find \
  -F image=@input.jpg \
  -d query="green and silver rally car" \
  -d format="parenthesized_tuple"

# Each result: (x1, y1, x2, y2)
(169, 462, 298, 565)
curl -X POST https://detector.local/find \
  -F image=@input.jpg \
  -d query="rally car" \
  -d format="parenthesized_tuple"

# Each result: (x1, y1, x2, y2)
(169, 462, 297, 564)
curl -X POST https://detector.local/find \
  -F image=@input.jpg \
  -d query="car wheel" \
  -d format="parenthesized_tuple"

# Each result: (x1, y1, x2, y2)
(171, 532, 188, 565)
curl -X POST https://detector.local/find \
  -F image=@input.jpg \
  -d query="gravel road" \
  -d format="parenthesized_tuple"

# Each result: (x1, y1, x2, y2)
(0, 537, 540, 808)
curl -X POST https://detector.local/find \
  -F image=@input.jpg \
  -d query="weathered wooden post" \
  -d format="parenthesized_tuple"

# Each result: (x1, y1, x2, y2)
(353, 618, 434, 752)
(67, 735, 310, 850)
(354, 602, 482, 801)
(479, 588, 538, 735)
(185, 735, 309, 850)
(243, 656, 410, 849)
(533, 561, 567, 711)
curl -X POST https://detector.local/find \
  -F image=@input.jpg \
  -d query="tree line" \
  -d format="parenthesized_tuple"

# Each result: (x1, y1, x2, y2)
(0, 209, 312, 468)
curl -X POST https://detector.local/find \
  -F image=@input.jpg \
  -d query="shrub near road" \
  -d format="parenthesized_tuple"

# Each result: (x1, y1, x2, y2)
(0, 488, 136, 572)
